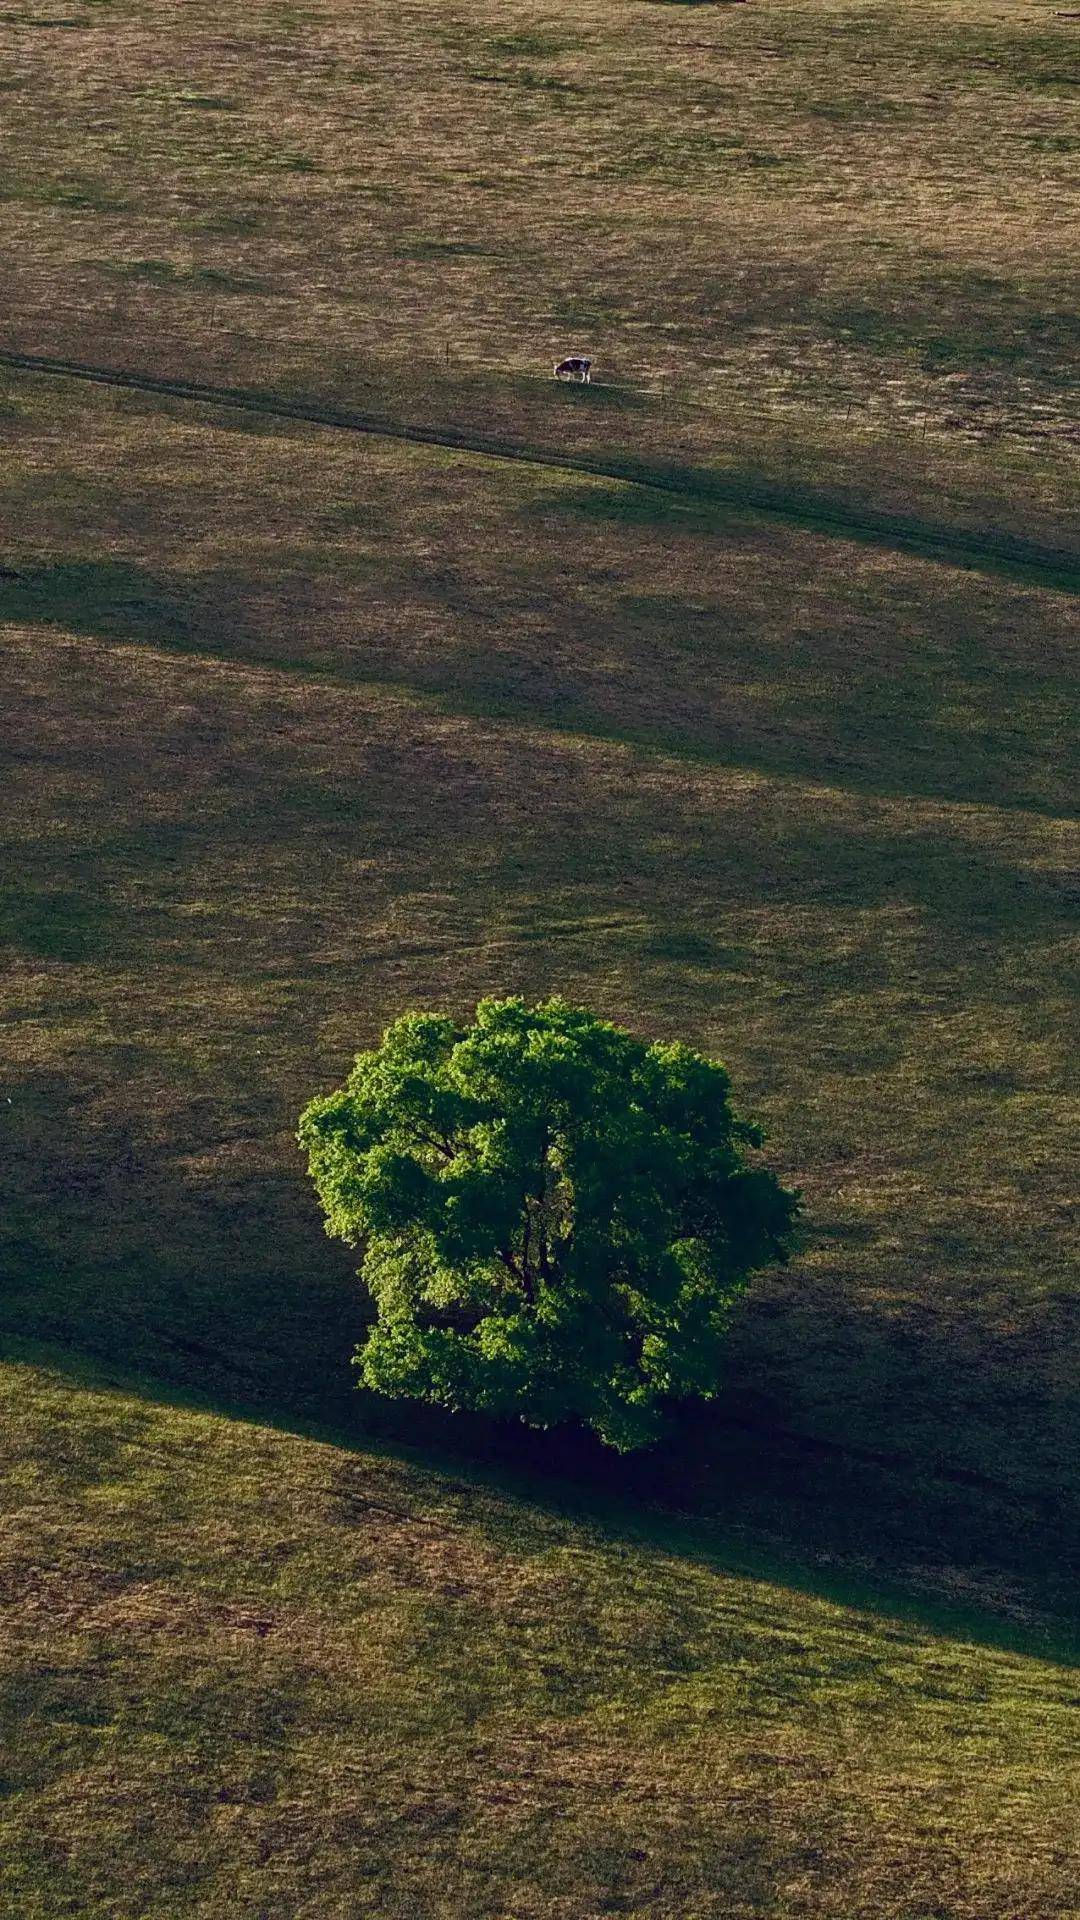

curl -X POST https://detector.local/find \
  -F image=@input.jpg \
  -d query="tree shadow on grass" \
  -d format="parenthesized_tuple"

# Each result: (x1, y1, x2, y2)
(0, 1068, 366, 1429)
(17, 532, 1060, 822)
(336, 646, 1075, 820)
(3, 606, 1075, 1642)
(6, 1328, 1076, 1665)
(351, 1351, 1079, 1624)
(2, 1062, 1074, 1642)
(30, 589, 1071, 821)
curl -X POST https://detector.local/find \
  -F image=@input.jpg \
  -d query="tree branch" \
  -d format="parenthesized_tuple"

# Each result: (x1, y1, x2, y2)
(413, 1126, 457, 1163)
(498, 1244, 534, 1305)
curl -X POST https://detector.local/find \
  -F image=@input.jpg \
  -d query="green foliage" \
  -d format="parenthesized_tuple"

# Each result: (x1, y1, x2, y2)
(299, 998, 799, 1448)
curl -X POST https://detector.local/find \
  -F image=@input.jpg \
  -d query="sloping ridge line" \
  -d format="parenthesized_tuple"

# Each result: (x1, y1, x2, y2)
(3, 348, 1077, 588)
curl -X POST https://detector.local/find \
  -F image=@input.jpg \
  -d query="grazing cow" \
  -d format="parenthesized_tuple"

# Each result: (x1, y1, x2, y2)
(554, 355, 592, 383)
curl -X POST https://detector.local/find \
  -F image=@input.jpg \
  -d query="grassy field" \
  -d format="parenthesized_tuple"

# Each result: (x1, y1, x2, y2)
(1, 0, 1078, 1911)
(3, 1352, 1079, 1920)
(2, 0, 1077, 537)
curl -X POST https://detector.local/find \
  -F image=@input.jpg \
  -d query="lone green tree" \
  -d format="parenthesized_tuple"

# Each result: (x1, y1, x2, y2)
(299, 998, 799, 1450)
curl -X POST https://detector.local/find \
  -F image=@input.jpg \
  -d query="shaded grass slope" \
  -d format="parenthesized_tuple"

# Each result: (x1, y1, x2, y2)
(1, 0, 1077, 544)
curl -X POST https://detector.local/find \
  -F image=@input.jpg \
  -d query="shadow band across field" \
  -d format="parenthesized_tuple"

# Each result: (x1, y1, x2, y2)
(6, 556, 1075, 818)
(3, 348, 1078, 594)
(7, 603, 1079, 854)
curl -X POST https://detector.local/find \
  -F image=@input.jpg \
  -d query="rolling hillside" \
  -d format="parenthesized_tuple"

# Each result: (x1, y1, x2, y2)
(0, 0, 1077, 1911)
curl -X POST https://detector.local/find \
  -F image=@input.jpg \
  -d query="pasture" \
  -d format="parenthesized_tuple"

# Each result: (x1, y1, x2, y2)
(1, 0, 1077, 1911)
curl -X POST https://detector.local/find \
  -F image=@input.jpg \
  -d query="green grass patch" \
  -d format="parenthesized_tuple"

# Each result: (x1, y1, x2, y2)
(1, 173, 131, 211)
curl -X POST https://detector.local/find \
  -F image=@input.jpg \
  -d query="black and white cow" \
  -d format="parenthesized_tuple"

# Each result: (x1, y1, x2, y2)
(553, 355, 592, 383)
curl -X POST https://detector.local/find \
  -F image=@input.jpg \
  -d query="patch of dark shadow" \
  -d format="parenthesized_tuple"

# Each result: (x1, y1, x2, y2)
(1019, 132, 1080, 154)
(529, 480, 728, 532)
(583, 461, 1080, 594)
(352, 655, 596, 732)
(956, 1066, 1024, 1094)
(138, 1666, 314, 1748)
(318, 499, 392, 532)
(549, 381, 648, 413)
(349, 1385, 1075, 1628)
(98, 258, 267, 294)
(465, 66, 582, 91)
(800, 93, 918, 123)
(821, 299, 1080, 375)
(314, 654, 1070, 821)
(813, 1219, 881, 1247)
(11, 1394, 152, 1493)
(0, 560, 190, 643)
(0, 1669, 116, 1791)
(549, 294, 623, 328)
(507, 69, 585, 93)
(964, 36, 1079, 94)
(396, 239, 497, 261)
(276, 779, 370, 825)
(196, 403, 299, 440)
(634, 929, 744, 970)
(0, 885, 115, 964)
(191, 264, 267, 292)
(485, 31, 582, 56)
(867, 834, 1076, 940)
(268, 150, 320, 173)
(824, 21, 1078, 96)
(0, 14, 87, 27)
(5, 565, 329, 681)
(24, 176, 131, 211)
(618, 591, 680, 622)
(194, 210, 262, 235)
(603, 133, 795, 182)
(174, 92, 237, 111)
(0, 1069, 93, 1148)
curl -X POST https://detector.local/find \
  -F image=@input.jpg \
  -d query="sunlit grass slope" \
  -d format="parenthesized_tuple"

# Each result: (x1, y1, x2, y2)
(2, 1352, 1077, 1920)
(1, 0, 1077, 545)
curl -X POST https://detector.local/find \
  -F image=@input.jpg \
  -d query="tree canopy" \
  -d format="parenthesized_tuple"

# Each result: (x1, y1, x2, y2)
(299, 997, 799, 1450)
